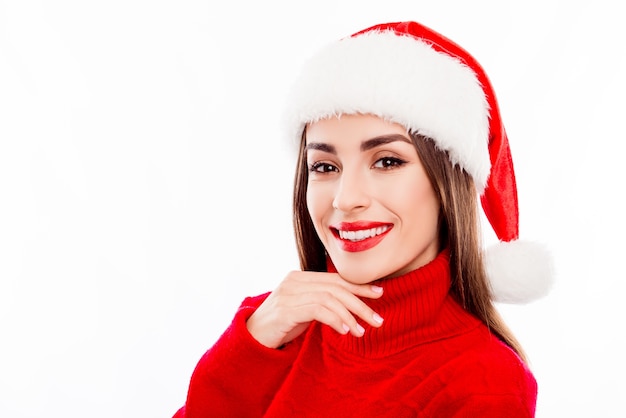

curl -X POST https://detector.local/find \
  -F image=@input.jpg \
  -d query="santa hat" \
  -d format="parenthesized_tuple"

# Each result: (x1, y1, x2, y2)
(284, 21, 553, 304)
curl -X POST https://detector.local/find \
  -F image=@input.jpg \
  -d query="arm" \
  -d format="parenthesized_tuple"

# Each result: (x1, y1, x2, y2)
(174, 271, 385, 417)
(175, 294, 302, 418)
(445, 394, 536, 418)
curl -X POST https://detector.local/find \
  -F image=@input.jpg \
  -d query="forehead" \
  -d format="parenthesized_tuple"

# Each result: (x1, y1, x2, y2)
(305, 114, 409, 145)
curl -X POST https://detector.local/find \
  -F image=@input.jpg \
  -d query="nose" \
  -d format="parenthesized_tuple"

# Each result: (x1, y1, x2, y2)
(332, 168, 371, 213)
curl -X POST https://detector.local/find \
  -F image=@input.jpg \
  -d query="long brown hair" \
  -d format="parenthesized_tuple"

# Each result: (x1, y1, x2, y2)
(292, 128, 527, 362)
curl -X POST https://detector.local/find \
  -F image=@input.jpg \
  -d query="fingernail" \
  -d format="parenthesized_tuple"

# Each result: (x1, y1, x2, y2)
(342, 323, 350, 334)
(373, 313, 384, 324)
(371, 285, 383, 293)
(356, 324, 365, 335)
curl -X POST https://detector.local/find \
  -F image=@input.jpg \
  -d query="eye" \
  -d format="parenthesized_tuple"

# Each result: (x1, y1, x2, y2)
(373, 157, 407, 169)
(308, 162, 339, 173)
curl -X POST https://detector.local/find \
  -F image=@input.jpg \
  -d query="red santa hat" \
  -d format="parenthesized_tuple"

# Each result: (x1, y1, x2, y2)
(284, 21, 553, 304)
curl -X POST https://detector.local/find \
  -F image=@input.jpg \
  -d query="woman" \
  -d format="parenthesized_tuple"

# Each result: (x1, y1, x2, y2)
(173, 20, 552, 417)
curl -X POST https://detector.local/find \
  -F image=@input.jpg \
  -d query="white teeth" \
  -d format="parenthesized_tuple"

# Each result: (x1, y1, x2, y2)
(338, 226, 389, 242)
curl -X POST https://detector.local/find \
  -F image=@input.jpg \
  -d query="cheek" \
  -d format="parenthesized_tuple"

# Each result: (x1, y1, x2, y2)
(306, 184, 332, 228)
(412, 185, 440, 228)
(393, 177, 440, 226)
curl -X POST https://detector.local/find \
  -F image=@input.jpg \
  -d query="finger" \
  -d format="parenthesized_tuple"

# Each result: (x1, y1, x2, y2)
(298, 300, 365, 337)
(331, 290, 385, 329)
(279, 271, 385, 330)
(300, 288, 384, 332)
(297, 271, 385, 300)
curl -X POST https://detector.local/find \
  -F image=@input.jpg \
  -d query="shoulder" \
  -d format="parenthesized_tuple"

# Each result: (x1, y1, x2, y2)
(424, 328, 537, 416)
(453, 328, 536, 389)
(430, 320, 534, 378)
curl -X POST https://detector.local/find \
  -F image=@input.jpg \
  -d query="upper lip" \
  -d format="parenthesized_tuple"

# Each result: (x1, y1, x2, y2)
(331, 221, 393, 242)
(332, 221, 391, 231)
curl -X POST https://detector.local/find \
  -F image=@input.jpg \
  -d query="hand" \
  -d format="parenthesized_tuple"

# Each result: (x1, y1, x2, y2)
(246, 271, 384, 349)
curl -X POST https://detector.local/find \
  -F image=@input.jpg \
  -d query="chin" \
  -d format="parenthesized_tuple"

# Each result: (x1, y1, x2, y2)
(334, 263, 388, 285)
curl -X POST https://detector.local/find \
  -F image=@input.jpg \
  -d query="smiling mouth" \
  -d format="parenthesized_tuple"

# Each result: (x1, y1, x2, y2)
(331, 223, 392, 252)
(336, 226, 391, 242)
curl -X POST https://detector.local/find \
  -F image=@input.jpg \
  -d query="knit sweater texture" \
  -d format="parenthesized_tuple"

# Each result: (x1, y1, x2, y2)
(174, 250, 537, 417)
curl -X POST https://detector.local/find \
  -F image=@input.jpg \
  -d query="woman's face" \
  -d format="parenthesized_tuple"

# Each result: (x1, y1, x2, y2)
(305, 114, 441, 284)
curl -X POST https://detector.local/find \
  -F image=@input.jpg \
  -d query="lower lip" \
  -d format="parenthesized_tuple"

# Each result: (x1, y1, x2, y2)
(334, 228, 392, 252)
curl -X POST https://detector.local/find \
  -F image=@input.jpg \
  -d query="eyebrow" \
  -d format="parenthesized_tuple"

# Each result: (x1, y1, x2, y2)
(360, 134, 412, 151)
(306, 134, 412, 154)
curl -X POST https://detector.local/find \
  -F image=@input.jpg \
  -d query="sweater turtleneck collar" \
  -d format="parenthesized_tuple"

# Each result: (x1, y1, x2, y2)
(321, 249, 481, 358)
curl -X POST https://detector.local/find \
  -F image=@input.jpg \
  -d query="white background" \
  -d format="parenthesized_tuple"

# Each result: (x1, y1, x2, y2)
(1, 1, 624, 417)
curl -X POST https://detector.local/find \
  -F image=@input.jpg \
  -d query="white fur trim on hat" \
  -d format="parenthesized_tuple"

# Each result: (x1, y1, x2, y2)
(284, 30, 492, 189)
(485, 240, 555, 304)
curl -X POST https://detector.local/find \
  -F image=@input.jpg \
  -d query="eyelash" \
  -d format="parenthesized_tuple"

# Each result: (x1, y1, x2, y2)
(308, 162, 337, 173)
(373, 156, 407, 169)
(308, 157, 407, 174)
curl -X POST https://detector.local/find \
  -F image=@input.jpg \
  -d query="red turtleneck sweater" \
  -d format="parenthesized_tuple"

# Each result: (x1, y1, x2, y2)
(174, 251, 537, 417)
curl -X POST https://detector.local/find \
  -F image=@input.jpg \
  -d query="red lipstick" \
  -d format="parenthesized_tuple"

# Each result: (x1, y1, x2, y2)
(331, 221, 393, 252)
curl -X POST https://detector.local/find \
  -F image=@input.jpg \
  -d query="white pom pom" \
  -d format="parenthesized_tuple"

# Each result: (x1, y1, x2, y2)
(484, 240, 555, 304)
